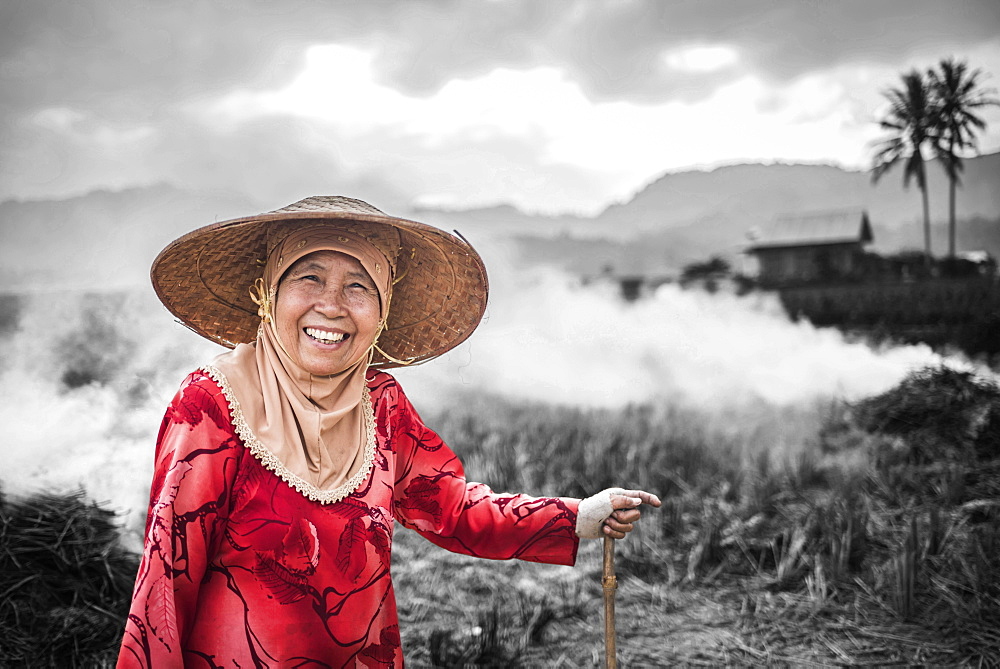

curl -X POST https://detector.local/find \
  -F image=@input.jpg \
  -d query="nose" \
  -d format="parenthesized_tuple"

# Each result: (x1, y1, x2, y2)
(312, 285, 349, 317)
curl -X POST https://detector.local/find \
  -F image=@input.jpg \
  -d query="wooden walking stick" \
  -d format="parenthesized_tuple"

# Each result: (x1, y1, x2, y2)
(602, 535, 618, 669)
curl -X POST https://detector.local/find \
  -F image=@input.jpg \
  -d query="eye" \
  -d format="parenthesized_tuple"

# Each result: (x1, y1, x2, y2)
(287, 273, 321, 284)
(347, 278, 377, 292)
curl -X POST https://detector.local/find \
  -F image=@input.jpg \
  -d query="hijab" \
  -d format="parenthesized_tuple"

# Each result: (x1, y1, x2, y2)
(207, 223, 397, 503)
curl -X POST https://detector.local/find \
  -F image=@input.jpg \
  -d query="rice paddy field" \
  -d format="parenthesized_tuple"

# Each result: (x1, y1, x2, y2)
(1, 274, 998, 667)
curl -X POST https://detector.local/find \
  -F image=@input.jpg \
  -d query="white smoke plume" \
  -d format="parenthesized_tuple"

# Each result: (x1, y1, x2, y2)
(0, 235, 957, 547)
(393, 235, 947, 409)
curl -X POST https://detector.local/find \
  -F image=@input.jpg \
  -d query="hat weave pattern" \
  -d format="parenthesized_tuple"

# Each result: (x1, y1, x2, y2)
(151, 196, 488, 367)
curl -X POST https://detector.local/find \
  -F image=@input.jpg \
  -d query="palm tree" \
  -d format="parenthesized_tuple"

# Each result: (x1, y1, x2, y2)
(927, 57, 1000, 259)
(871, 70, 936, 265)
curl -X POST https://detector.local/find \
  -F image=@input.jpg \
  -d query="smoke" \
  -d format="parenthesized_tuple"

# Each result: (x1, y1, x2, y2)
(0, 237, 960, 545)
(392, 235, 949, 411)
(0, 287, 222, 548)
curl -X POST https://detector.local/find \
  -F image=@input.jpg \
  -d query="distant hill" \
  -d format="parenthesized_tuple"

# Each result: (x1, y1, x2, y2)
(599, 152, 1000, 234)
(418, 151, 1000, 275)
(3, 153, 998, 289)
(0, 185, 258, 290)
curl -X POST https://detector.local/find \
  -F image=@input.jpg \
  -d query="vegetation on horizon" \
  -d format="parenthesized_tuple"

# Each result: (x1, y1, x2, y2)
(778, 275, 1000, 362)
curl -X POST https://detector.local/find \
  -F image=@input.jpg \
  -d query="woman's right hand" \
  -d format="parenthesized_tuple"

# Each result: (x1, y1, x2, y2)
(575, 488, 661, 539)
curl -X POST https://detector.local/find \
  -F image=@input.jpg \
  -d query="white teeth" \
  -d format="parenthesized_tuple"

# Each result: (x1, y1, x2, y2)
(305, 328, 346, 343)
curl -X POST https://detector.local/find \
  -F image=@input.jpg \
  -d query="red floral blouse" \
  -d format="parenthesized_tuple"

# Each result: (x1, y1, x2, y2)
(117, 368, 580, 668)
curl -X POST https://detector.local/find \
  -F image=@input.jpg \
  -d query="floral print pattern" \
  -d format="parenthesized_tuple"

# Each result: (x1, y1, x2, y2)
(117, 370, 580, 668)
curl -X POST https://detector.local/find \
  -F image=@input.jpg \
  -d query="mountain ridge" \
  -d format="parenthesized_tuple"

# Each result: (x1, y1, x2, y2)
(3, 153, 998, 287)
(415, 152, 1000, 274)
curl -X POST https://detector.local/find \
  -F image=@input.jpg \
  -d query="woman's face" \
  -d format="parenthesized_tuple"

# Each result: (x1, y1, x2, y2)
(274, 250, 382, 376)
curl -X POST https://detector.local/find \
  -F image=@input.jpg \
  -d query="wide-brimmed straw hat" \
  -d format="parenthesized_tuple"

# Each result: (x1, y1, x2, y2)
(151, 195, 489, 368)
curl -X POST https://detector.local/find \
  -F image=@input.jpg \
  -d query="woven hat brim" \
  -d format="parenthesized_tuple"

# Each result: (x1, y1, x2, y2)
(151, 210, 488, 368)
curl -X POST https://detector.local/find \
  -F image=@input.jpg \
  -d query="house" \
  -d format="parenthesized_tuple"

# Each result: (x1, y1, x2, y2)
(583, 265, 673, 301)
(954, 250, 998, 277)
(745, 210, 873, 286)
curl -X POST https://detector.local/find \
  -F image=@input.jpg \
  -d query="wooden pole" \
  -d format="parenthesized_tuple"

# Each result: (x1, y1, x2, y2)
(603, 535, 618, 669)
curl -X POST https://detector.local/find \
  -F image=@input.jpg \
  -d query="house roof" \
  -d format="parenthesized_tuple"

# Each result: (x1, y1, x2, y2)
(746, 209, 873, 251)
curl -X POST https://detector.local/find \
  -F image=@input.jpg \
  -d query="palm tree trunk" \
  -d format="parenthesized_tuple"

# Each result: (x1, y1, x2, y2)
(948, 175, 956, 259)
(947, 139, 957, 260)
(920, 183, 932, 267)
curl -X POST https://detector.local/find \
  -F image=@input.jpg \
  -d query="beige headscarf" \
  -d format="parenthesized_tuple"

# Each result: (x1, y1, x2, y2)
(207, 222, 398, 503)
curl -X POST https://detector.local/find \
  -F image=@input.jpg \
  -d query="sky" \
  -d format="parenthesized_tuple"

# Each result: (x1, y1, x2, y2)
(2, 0, 1000, 215)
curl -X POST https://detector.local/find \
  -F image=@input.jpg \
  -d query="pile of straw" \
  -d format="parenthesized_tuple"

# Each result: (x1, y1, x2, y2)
(0, 487, 138, 667)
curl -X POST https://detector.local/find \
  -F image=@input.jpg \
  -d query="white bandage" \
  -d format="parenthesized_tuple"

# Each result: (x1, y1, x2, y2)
(575, 487, 626, 539)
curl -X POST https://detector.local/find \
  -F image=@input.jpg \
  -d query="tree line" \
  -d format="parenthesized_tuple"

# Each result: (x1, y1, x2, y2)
(871, 57, 999, 264)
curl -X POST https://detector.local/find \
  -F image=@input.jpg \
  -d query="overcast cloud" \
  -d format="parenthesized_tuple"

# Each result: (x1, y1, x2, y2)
(2, 0, 999, 213)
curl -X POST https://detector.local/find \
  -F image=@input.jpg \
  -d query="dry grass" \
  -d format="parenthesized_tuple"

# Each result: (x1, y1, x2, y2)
(397, 365, 1000, 667)
(3, 365, 998, 667)
(0, 488, 138, 668)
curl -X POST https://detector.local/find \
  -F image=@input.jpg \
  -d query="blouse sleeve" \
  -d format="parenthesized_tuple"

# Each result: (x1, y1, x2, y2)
(117, 372, 239, 669)
(386, 380, 581, 566)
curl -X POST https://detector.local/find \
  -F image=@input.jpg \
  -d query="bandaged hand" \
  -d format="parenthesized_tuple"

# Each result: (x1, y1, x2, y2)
(575, 488, 662, 539)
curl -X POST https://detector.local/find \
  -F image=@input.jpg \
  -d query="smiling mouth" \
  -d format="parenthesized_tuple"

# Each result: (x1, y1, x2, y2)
(305, 327, 347, 344)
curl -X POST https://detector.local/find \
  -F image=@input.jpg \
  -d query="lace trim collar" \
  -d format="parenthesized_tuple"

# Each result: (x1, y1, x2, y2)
(201, 365, 376, 505)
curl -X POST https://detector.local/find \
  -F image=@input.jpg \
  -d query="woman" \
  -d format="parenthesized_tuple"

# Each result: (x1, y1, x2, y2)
(118, 195, 660, 667)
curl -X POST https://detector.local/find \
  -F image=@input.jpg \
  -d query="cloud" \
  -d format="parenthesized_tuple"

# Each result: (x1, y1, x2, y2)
(2, 0, 999, 211)
(1, 1, 315, 113)
(662, 45, 740, 73)
(175, 42, 907, 213)
(364, 0, 1000, 102)
(5, 0, 998, 115)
